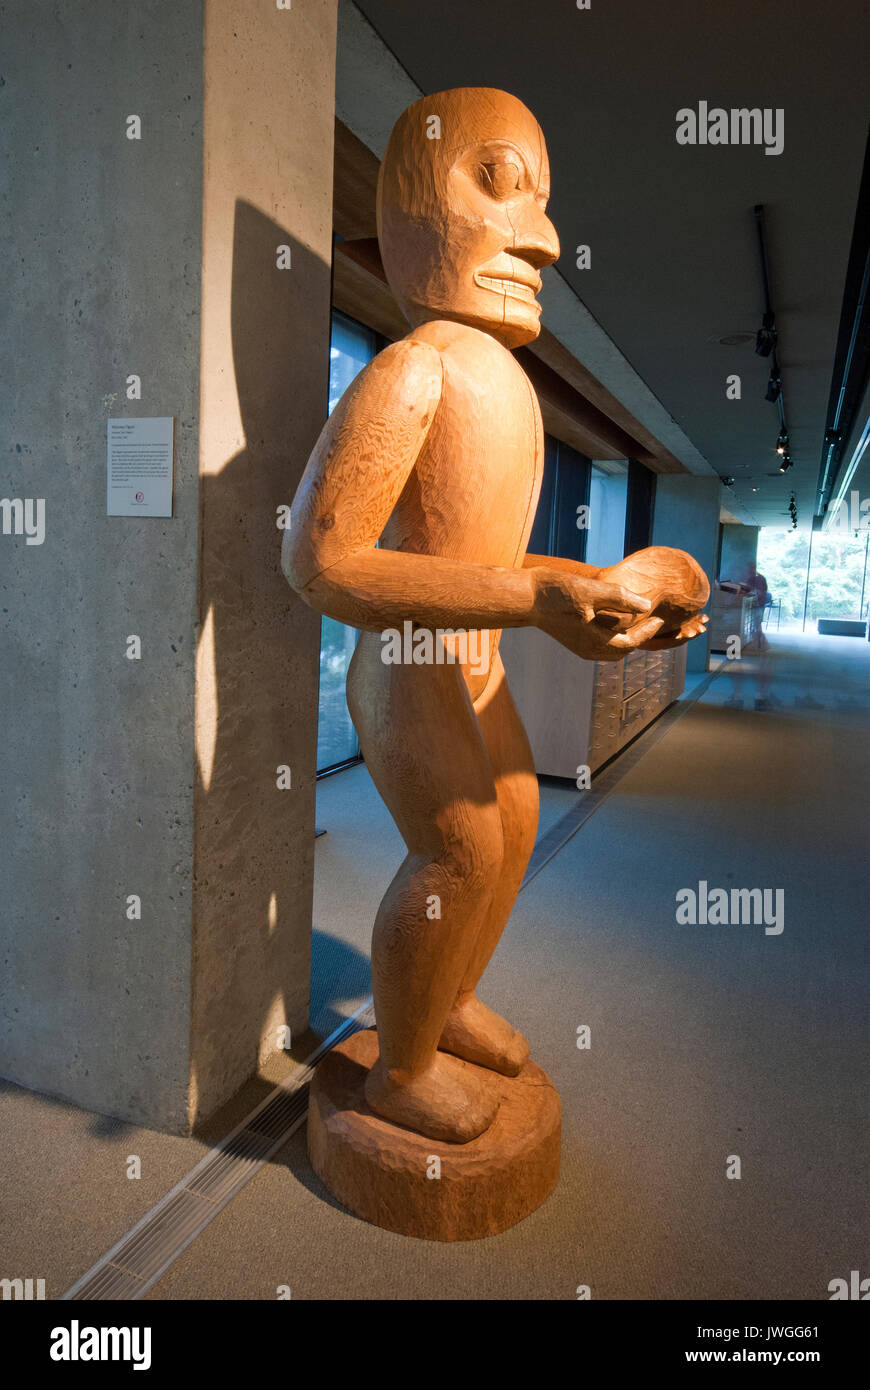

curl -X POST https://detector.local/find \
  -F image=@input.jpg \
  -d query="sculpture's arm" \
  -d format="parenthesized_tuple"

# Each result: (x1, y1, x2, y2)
(522, 553, 602, 579)
(283, 338, 651, 636)
(524, 551, 711, 650)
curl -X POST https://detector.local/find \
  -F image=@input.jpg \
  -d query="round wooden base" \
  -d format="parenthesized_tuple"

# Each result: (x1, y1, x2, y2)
(307, 1027, 561, 1241)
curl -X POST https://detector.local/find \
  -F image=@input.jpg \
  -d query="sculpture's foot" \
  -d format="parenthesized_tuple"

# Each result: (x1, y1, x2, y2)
(438, 994, 530, 1077)
(364, 1050, 499, 1144)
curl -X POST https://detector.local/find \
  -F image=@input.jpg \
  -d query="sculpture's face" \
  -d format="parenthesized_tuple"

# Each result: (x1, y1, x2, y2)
(377, 89, 560, 349)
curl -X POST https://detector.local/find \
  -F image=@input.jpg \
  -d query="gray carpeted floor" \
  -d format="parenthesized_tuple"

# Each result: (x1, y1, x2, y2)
(2, 630, 866, 1299)
(148, 629, 869, 1299)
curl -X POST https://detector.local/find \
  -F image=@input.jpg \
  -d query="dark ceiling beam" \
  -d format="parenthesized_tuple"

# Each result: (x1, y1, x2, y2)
(816, 124, 870, 518)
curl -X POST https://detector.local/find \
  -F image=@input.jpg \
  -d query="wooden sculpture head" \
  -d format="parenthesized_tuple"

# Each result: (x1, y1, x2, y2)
(377, 87, 560, 350)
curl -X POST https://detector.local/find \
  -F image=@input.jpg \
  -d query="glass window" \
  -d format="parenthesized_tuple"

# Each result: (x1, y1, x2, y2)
(328, 312, 378, 415)
(586, 464, 628, 569)
(757, 527, 870, 628)
(528, 436, 558, 555)
(316, 312, 380, 773)
(624, 459, 656, 556)
(528, 436, 591, 561)
(552, 440, 590, 562)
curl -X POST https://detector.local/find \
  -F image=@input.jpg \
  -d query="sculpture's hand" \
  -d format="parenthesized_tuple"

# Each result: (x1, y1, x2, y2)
(531, 569, 659, 661)
(597, 547, 710, 653)
(637, 612, 709, 650)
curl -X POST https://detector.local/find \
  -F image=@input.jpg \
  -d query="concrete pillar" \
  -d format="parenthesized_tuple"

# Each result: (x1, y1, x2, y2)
(0, 0, 336, 1134)
(720, 523, 760, 585)
(0, 1, 204, 1133)
(652, 476, 721, 673)
(190, 0, 337, 1125)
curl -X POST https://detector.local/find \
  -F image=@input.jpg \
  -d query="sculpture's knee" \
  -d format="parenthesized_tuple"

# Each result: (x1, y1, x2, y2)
(439, 809, 504, 902)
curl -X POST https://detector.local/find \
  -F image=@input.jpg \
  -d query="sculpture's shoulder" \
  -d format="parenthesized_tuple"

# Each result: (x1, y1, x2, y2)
(348, 333, 444, 412)
(409, 318, 521, 363)
(408, 319, 530, 395)
(311, 332, 443, 455)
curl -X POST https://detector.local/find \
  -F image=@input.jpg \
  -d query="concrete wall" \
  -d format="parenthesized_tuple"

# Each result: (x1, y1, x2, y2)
(1, 0, 336, 1133)
(189, 0, 337, 1125)
(720, 523, 760, 584)
(0, 1, 204, 1130)
(652, 476, 721, 673)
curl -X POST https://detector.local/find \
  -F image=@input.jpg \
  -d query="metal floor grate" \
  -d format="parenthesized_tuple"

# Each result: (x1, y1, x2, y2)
(62, 1003, 375, 1301)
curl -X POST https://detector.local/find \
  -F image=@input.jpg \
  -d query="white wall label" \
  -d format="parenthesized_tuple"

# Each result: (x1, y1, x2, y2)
(107, 417, 174, 517)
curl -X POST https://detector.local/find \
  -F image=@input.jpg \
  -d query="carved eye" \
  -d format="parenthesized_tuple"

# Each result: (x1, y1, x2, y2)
(480, 160, 521, 198)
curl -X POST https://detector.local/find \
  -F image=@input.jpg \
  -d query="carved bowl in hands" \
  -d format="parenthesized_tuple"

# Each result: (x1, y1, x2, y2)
(598, 546, 710, 637)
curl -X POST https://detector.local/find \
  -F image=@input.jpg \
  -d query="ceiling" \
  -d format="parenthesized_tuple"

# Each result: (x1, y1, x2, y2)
(355, 0, 869, 530)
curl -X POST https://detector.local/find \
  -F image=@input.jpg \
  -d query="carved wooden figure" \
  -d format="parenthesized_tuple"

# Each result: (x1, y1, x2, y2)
(284, 88, 709, 1239)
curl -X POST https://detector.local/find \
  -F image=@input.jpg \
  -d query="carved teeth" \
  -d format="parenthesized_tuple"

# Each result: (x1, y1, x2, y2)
(475, 274, 538, 304)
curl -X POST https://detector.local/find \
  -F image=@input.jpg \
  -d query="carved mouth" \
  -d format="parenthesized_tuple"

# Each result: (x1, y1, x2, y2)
(474, 266, 541, 308)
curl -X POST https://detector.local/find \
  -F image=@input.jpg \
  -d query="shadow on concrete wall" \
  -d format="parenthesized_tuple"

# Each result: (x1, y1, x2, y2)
(188, 200, 329, 1130)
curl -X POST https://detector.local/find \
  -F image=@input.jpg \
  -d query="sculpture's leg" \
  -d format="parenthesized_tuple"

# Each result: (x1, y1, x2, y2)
(438, 656, 539, 1076)
(346, 633, 506, 1143)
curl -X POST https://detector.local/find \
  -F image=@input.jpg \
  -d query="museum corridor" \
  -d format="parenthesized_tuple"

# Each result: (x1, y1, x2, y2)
(4, 0, 869, 1343)
(2, 628, 866, 1299)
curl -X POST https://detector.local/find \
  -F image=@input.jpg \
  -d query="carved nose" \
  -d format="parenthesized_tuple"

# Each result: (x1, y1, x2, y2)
(510, 209, 560, 269)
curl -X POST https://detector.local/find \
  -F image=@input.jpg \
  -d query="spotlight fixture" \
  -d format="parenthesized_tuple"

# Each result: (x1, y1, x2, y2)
(722, 476, 736, 487)
(755, 310, 778, 358)
(753, 207, 792, 496)
(765, 371, 782, 403)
